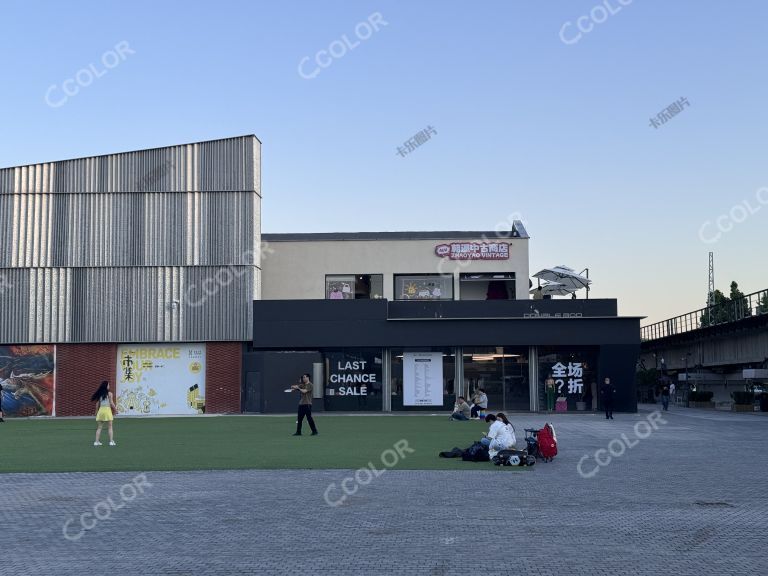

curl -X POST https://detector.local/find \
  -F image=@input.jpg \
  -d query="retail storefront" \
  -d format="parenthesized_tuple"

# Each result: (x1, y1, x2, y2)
(247, 299, 641, 413)
(1, 137, 641, 417)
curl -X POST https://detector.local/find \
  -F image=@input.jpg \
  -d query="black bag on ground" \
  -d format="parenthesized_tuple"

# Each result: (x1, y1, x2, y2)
(461, 441, 490, 462)
(439, 447, 464, 458)
(492, 449, 535, 467)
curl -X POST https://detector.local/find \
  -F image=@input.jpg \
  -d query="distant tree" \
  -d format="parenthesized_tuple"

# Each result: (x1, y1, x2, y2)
(758, 292, 768, 315)
(729, 281, 751, 321)
(635, 368, 658, 387)
(700, 281, 758, 327)
(700, 289, 730, 327)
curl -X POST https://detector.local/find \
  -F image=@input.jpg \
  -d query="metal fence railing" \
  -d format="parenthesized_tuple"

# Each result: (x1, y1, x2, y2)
(641, 288, 768, 341)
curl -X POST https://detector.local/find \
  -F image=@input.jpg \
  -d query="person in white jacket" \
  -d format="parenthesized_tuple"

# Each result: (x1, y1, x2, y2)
(495, 412, 517, 448)
(481, 414, 513, 458)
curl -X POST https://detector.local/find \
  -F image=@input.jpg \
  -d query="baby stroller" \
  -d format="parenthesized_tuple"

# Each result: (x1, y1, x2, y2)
(525, 424, 557, 463)
(524, 428, 541, 459)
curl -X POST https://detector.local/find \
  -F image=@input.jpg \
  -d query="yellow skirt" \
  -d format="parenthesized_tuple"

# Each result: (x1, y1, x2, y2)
(96, 406, 113, 422)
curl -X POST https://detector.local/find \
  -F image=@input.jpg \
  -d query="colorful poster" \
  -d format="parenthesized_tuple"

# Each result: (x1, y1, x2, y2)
(0, 345, 55, 417)
(403, 352, 443, 406)
(116, 344, 206, 415)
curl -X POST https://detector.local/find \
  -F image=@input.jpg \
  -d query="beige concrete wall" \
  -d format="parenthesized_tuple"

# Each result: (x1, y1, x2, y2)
(261, 237, 529, 300)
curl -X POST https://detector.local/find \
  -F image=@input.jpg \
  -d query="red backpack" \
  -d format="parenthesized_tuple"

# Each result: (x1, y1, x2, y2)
(537, 423, 557, 461)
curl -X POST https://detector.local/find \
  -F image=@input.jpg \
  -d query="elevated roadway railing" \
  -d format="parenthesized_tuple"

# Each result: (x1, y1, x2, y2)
(641, 289, 768, 342)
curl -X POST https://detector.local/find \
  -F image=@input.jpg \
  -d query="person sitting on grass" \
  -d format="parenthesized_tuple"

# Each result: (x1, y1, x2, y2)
(480, 414, 514, 458)
(495, 412, 517, 448)
(470, 388, 488, 419)
(450, 396, 471, 421)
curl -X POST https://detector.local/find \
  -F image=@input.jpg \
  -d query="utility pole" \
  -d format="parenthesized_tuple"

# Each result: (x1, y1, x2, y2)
(707, 252, 715, 325)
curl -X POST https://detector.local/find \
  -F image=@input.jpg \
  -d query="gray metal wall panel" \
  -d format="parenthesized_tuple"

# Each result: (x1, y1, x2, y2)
(0, 188, 258, 268)
(181, 266, 256, 342)
(0, 136, 259, 194)
(0, 136, 261, 344)
(0, 265, 258, 343)
(0, 268, 31, 342)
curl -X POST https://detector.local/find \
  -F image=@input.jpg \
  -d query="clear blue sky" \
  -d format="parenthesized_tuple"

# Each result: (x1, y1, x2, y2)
(2, 0, 767, 323)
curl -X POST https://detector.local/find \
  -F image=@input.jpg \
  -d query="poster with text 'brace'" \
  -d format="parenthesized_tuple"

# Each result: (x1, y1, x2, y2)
(116, 344, 206, 415)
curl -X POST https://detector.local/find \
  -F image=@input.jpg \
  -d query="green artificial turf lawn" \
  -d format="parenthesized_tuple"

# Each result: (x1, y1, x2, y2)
(0, 416, 531, 473)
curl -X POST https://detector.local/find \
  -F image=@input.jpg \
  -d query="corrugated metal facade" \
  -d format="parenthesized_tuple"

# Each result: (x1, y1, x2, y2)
(0, 136, 261, 343)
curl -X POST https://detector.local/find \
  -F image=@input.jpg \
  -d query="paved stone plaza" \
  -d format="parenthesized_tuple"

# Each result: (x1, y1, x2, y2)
(3, 406, 767, 575)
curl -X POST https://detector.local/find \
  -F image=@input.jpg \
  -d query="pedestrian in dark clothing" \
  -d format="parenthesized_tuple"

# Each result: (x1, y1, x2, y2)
(661, 385, 670, 411)
(600, 377, 616, 420)
(291, 373, 318, 436)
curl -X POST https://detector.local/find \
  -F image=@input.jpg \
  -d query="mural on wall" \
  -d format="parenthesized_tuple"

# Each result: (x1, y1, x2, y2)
(0, 345, 55, 417)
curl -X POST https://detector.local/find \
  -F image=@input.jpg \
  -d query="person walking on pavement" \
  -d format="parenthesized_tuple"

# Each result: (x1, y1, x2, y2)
(600, 377, 616, 420)
(291, 373, 318, 436)
(661, 385, 670, 411)
(669, 382, 676, 407)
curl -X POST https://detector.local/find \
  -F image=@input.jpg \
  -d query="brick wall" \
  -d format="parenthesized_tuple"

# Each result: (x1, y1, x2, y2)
(205, 342, 242, 413)
(56, 344, 118, 416)
(54, 342, 241, 416)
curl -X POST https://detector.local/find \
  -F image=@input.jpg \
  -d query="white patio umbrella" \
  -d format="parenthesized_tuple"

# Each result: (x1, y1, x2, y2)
(533, 266, 591, 295)
(529, 282, 575, 297)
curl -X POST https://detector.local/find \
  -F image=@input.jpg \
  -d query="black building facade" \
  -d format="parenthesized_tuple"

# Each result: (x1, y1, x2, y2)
(246, 299, 641, 413)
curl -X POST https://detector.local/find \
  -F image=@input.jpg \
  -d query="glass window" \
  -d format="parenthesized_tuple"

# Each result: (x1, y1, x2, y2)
(538, 347, 598, 412)
(463, 346, 528, 412)
(459, 273, 516, 301)
(326, 275, 383, 300)
(323, 348, 383, 411)
(394, 274, 454, 301)
(390, 347, 456, 411)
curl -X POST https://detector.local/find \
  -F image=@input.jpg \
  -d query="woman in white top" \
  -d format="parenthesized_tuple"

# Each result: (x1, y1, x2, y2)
(482, 414, 513, 458)
(495, 412, 517, 448)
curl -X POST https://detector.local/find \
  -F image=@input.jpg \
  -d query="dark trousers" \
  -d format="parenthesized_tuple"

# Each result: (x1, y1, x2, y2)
(470, 405, 483, 418)
(662, 397, 669, 411)
(451, 412, 469, 421)
(604, 404, 613, 419)
(297, 404, 317, 434)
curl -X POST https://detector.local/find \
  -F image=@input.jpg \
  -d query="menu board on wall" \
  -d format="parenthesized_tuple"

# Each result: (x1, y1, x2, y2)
(403, 352, 443, 406)
(116, 344, 206, 415)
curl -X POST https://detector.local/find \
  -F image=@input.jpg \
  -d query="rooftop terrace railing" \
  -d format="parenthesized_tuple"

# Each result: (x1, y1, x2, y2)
(641, 289, 768, 341)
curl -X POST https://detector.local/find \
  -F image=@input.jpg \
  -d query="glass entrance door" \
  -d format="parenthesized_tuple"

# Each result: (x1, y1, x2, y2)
(463, 347, 529, 412)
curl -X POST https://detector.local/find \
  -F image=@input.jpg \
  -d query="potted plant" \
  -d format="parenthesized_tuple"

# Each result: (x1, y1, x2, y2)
(731, 391, 755, 412)
(688, 390, 715, 408)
